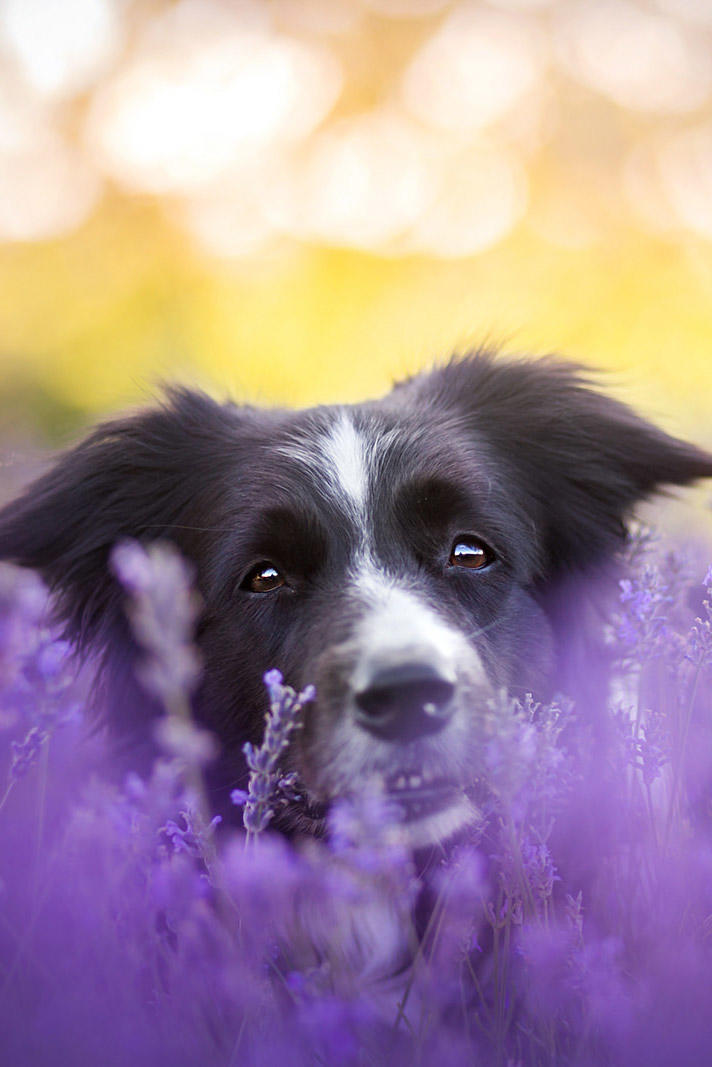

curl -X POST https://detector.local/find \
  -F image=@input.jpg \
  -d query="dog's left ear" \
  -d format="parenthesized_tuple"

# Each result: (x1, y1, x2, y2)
(405, 352, 712, 576)
(0, 387, 248, 651)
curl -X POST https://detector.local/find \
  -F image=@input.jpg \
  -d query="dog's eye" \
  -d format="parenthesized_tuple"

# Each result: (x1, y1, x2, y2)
(448, 537, 495, 571)
(241, 562, 286, 594)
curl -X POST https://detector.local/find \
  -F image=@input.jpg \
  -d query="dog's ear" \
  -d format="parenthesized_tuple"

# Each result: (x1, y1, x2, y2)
(408, 352, 712, 576)
(0, 387, 246, 648)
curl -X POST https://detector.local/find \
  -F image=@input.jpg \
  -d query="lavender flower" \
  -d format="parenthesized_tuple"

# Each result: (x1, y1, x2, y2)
(9, 723, 46, 780)
(111, 539, 202, 704)
(626, 707, 671, 788)
(520, 837, 559, 904)
(0, 563, 47, 689)
(617, 562, 674, 661)
(686, 566, 712, 667)
(564, 890, 584, 944)
(232, 668, 314, 836)
(162, 809, 222, 859)
(4, 522, 712, 1065)
(154, 715, 218, 767)
(111, 538, 220, 868)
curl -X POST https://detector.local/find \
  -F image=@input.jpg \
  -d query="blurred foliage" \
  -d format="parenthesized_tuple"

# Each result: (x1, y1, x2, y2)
(2, 196, 711, 438)
(0, 0, 711, 441)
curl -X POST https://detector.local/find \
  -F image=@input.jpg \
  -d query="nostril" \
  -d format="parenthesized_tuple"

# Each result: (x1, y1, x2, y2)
(354, 664, 456, 741)
(356, 678, 454, 719)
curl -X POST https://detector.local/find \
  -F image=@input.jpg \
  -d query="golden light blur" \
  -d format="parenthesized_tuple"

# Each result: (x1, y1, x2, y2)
(1, 0, 712, 444)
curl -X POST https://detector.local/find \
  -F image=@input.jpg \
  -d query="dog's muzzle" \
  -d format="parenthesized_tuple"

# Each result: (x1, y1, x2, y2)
(353, 662, 455, 741)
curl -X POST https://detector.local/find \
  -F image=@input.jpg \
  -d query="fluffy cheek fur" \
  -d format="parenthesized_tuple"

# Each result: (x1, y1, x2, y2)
(478, 587, 557, 697)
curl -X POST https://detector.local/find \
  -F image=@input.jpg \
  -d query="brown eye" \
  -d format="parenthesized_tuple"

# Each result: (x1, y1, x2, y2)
(448, 537, 495, 571)
(242, 562, 286, 594)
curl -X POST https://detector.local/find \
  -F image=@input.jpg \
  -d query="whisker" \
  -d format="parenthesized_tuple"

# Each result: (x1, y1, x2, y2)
(464, 616, 507, 641)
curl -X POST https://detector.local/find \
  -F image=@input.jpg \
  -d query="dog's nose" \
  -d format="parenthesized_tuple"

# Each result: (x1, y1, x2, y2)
(353, 663, 455, 741)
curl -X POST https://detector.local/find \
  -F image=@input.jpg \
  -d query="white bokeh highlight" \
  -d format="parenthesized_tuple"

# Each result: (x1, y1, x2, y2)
(85, 5, 342, 194)
(408, 143, 528, 256)
(263, 110, 437, 250)
(658, 125, 712, 239)
(0, 84, 100, 240)
(402, 6, 546, 133)
(0, 0, 710, 254)
(556, 0, 712, 114)
(0, 0, 121, 99)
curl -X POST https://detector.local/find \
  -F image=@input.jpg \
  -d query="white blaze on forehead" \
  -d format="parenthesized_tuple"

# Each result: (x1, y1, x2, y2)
(321, 411, 369, 512)
(275, 410, 372, 520)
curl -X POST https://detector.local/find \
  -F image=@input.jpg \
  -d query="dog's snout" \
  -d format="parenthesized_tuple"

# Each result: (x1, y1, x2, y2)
(353, 663, 455, 741)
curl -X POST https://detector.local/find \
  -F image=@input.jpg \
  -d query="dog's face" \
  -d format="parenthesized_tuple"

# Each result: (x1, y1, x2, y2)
(201, 400, 553, 845)
(1, 353, 710, 846)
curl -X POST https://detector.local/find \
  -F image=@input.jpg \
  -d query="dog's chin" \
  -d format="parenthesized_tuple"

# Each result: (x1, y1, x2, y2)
(283, 778, 480, 849)
(388, 791, 479, 849)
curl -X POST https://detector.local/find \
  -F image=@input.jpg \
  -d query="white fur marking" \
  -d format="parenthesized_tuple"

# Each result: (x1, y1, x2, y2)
(349, 562, 488, 699)
(394, 794, 478, 849)
(322, 413, 369, 512)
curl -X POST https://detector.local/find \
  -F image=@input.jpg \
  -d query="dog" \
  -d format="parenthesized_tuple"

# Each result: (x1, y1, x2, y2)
(1, 350, 710, 849)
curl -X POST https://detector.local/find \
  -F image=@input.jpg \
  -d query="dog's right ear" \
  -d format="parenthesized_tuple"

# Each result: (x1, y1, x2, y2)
(0, 388, 246, 650)
(403, 351, 712, 578)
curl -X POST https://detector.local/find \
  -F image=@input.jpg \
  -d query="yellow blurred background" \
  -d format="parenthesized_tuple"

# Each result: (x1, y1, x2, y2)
(1, 0, 711, 445)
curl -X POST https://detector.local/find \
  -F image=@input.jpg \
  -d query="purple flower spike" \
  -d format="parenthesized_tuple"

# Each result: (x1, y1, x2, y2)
(263, 668, 284, 694)
(161, 810, 222, 859)
(111, 539, 202, 704)
(10, 725, 46, 781)
(234, 669, 315, 838)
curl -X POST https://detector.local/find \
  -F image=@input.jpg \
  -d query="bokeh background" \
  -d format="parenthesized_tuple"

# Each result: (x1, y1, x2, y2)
(1, 0, 711, 457)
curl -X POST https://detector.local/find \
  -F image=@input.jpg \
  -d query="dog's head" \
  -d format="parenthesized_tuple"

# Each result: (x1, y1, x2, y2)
(2, 352, 710, 846)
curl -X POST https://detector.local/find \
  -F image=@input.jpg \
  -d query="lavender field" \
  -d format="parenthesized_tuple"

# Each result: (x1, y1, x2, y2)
(2, 527, 712, 1066)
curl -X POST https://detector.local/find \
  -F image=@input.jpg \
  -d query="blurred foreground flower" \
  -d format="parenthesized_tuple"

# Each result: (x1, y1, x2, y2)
(2, 535, 712, 1063)
(0, 562, 47, 689)
(111, 538, 202, 704)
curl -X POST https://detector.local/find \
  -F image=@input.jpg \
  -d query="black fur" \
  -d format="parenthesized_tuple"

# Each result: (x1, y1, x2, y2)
(1, 351, 710, 839)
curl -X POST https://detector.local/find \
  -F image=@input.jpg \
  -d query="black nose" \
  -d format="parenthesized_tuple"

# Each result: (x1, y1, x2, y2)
(353, 663, 456, 741)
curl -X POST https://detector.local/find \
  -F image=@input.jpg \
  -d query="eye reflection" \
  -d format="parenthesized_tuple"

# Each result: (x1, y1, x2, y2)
(242, 562, 286, 593)
(448, 537, 495, 571)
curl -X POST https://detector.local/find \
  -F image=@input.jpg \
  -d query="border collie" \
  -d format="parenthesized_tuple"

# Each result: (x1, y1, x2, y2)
(1, 351, 710, 848)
